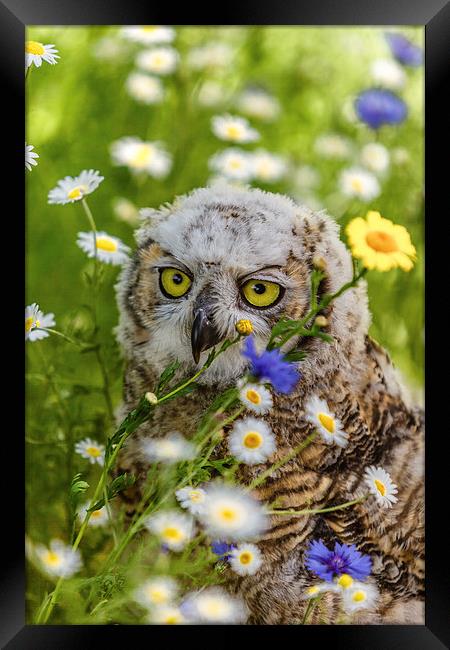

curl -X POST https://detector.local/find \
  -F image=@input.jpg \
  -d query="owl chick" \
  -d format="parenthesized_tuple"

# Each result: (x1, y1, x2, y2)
(115, 183, 424, 625)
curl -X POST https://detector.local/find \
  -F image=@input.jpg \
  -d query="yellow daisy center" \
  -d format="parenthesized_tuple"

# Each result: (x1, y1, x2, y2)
(142, 27, 157, 33)
(246, 389, 262, 405)
(164, 615, 180, 624)
(226, 124, 242, 139)
(243, 431, 263, 449)
(131, 144, 153, 167)
(86, 446, 101, 458)
(374, 479, 386, 496)
(366, 231, 398, 253)
(67, 185, 87, 200)
(189, 490, 203, 502)
(318, 412, 335, 433)
(26, 40, 45, 55)
(307, 586, 320, 595)
(25, 316, 34, 333)
(229, 159, 243, 169)
(96, 237, 118, 253)
(162, 526, 183, 541)
(153, 55, 164, 67)
(256, 161, 272, 177)
(218, 507, 237, 522)
(352, 590, 367, 603)
(236, 319, 253, 335)
(44, 551, 62, 566)
(239, 552, 253, 565)
(350, 178, 364, 193)
(204, 600, 223, 616)
(337, 573, 353, 589)
(147, 588, 166, 604)
(91, 509, 103, 519)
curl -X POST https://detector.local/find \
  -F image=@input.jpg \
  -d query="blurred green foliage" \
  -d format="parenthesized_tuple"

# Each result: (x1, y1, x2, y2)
(25, 26, 424, 622)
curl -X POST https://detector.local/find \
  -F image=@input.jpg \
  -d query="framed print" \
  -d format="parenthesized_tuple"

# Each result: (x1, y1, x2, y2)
(2, 0, 449, 647)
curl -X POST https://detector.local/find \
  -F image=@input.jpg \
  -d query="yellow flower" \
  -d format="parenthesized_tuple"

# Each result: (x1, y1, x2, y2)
(235, 319, 253, 336)
(346, 211, 416, 272)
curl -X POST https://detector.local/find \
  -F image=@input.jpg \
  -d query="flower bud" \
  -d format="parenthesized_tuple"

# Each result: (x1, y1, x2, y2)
(235, 319, 253, 336)
(314, 315, 328, 328)
(312, 255, 327, 271)
(145, 391, 158, 405)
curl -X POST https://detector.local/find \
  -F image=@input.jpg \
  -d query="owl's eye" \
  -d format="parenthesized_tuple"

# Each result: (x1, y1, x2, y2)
(159, 267, 192, 298)
(241, 279, 283, 308)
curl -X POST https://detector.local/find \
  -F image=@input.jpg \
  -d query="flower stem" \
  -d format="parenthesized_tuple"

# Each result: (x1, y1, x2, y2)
(269, 494, 368, 517)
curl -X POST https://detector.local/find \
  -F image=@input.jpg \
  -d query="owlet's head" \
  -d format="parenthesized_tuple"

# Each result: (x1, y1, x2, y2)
(116, 183, 369, 387)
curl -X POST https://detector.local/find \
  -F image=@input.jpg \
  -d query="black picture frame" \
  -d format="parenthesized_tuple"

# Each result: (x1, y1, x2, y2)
(5, 0, 449, 646)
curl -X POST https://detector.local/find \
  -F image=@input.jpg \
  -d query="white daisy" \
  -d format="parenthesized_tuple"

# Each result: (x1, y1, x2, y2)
(47, 169, 104, 205)
(111, 137, 172, 178)
(134, 576, 178, 609)
(292, 165, 320, 190)
(314, 134, 352, 159)
(144, 510, 194, 551)
(121, 26, 175, 45)
(239, 383, 273, 415)
(363, 466, 398, 508)
(77, 502, 109, 527)
(392, 148, 410, 165)
(304, 396, 348, 447)
(141, 432, 196, 464)
(229, 543, 262, 576)
(181, 587, 247, 624)
(339, 167, 381, 202)
(75, 438, 105, 466)
(198, 482, 267, 541)
(35, 539, 82, 578)
(25, 143, 39, 171)
(342, 581, 379, 614)
(236, 89, 280, 121)
(126, 72, 164, 104)
(209, 148, 254, 182)
(175, 486, 208, 515)
(25, 303, 55, 342)
(211, 114, 260, 143)
(187, 43, 234, 70)
(92, 36, 129, 61)
(76, 231, 130, 266)
(112, 197, 140, 225)
(148, 605, 187, 624)
(25, 40, 59, 70)
(251, 150, 287, 183)
(197, 81, 227, 107)
(136, 47, 178, 75)
(360, 143, 390, 174)
(371, 58, 406, 90)
(229, 417, 276, 465)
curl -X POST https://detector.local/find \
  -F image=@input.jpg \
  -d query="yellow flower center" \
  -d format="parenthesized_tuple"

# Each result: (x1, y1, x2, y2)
(25, 316, 34, 333)
(337, 573, 353, 589)
(246, 389, 262, 405)
(142, 27, 157, 33)
(67, 185, 87, 200)
(243, 431, 263, 449)
(350, 178, 364, 193)
(225, 124, 242, 139)
(256, 161, 272, 178)
(91, 509, 103, 519)
(96, 237, 118, 253)
(318, 412, 335, 433)
(162, 526, 183, 541)
(204, 600, 222, 616)
(26, 40, 45, 55)
(307, 586, 320, 595)
(374, 479, 386, 496)
(239, 552, 253, 565)
(189, 490, 203, 502)
(229, 159, 243, 169)
(366, 231, 398, 253)
(86, 446, 101, 458)
(131, 144, 153, 167)
(236, 319, 253, 335)
(153, 55, 164, 67)
(352, 590, 367, 603)
(164, 615, 179, 624)
(148, 588, 166, 604)
(218, 507, 237, 522)
(44, 551, 62, 566)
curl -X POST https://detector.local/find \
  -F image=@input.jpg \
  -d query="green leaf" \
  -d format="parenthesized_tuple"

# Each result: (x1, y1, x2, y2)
(156, 359, 181, 396)
(87, 472, 136, 512)
(69, 473, 89, 510)
(283, 349, 307, 362)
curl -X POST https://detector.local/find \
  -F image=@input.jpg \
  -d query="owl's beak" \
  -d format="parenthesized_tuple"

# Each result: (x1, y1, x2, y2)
(191, 307, 222, 364)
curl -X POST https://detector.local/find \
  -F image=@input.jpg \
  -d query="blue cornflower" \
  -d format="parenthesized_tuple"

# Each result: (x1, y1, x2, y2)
(211, 540, 236, 560)
(242, 336, 300, 394)
(355, 89, 407, 129)
(385, 33, 423, 67)
(305, 540, 372, 582)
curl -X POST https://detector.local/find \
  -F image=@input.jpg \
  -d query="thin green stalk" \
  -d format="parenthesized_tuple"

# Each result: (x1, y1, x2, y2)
(270, 494, 368, 517)
(247, 431, 318, 491)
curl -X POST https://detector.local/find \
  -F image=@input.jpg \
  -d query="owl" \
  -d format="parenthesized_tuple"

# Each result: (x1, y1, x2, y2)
(115, 183, 424, 625)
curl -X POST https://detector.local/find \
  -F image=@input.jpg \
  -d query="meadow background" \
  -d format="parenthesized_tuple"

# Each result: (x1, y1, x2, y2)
(25, 26, 424, 623)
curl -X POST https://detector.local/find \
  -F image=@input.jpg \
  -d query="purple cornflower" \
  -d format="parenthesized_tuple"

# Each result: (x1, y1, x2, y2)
(385, 33, 423, 67)
(355, 89, 407, 129)
(242, 336, 300, 394)
(305, 540, 372, 582)
(211, 540, 236, 560)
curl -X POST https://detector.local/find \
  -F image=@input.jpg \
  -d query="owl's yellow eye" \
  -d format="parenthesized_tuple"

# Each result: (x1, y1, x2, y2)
(241, 279, 282, 308)
(159, 267, 192, 298)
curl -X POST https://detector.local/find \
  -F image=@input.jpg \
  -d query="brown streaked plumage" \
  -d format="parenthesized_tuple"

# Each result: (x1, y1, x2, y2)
(115, 183, 424, 624)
